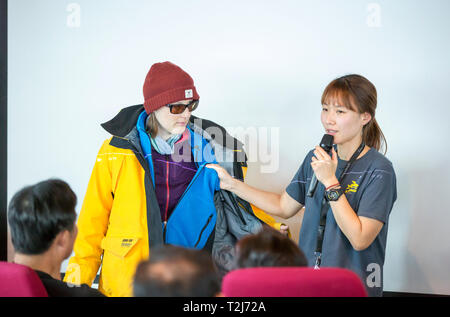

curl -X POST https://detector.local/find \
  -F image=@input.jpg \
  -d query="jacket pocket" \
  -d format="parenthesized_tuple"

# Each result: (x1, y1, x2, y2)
(100, 236, 143, 297)
(100, 236, 140, 258)
(194, 214, 214, 248)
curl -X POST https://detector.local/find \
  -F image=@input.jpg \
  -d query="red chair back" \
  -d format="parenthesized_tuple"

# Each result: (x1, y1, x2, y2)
(0, 262, 48, 297)
(222, 267, 367, 297)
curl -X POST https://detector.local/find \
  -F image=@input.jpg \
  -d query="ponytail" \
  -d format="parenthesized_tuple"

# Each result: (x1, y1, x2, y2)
(363, 118, 387, 155)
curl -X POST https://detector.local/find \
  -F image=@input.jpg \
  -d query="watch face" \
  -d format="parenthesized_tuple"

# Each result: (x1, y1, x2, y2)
(329, 191, 339, 200)
(327, 188, 342, 201)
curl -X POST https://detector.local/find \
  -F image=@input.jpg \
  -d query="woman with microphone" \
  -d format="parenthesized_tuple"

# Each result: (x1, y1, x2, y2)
(207, 74, 397, 296)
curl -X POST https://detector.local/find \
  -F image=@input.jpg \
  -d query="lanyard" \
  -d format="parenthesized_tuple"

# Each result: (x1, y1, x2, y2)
(313, 141, 366, 269)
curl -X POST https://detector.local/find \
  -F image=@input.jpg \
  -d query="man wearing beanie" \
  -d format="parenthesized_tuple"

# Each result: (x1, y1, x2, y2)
(64, 61, 265, 297)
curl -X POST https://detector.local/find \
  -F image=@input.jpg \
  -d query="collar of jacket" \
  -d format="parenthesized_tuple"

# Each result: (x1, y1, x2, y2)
(100, 104, 246, 152)
(100, 104, 248, 183)
(101, 104, 144, 138)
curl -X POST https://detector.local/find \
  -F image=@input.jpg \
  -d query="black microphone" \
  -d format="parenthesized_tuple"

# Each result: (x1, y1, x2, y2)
(307, 134, 334, 197)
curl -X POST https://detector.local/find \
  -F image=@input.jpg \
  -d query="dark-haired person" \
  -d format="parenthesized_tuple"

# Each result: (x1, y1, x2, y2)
(207, 74, 397, 296)
(234, 226, 307, 269)
(133, 245, 221, 297)
(7, 179, 104, 297)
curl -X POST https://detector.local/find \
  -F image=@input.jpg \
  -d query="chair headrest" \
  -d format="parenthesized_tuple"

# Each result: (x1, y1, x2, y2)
(0, 262, 48, 297)
(222, 267, 367, 297)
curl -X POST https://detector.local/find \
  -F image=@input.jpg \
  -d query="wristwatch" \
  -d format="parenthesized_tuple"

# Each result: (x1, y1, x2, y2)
(325, 187, 345, 201)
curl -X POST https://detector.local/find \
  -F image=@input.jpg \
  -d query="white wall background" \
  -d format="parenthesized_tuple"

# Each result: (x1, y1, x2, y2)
(7, 0, 450, 295)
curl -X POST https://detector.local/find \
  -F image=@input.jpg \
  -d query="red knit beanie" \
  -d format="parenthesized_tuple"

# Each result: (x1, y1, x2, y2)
(143, 61, 200, 114)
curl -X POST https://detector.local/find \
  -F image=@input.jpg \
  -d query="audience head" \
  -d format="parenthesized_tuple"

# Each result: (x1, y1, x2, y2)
(234, 226, 307, 269)
(133, 245, 221, 297)
(8, 179, 78, 259)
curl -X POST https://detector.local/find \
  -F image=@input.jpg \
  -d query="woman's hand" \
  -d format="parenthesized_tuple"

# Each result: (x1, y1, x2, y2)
(311, 146, 339, 188)
(206, 164, 236, 191)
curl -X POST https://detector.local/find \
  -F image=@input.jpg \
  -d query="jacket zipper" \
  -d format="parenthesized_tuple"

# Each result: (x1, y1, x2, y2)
(163, 156, 170, 243)
(194, 214, 213, 248)
(164, 156, 170, 224)
(163, 221, 167, 241)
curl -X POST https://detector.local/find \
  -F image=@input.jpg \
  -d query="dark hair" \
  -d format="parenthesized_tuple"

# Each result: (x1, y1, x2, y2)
(234, 226, 307, 269)
(321, 74, 387, 154)
(8, 179, 77, 255)
(146, 112, 159, 136)
(133, 245, 221, 297)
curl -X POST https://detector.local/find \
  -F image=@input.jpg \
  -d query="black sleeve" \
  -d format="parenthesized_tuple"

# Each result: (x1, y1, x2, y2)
(41, 278, 105, 297)
(69, 284, 106, 297)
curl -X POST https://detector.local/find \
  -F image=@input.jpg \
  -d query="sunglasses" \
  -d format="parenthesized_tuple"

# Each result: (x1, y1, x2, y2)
(166, 100, 199, 114)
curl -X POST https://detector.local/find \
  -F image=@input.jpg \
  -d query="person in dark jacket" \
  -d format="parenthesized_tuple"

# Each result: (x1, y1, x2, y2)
(8, 179, 104, 297)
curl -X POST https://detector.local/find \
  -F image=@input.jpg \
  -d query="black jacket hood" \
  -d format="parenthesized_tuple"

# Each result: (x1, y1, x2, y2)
(101, 104, 144, 138)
